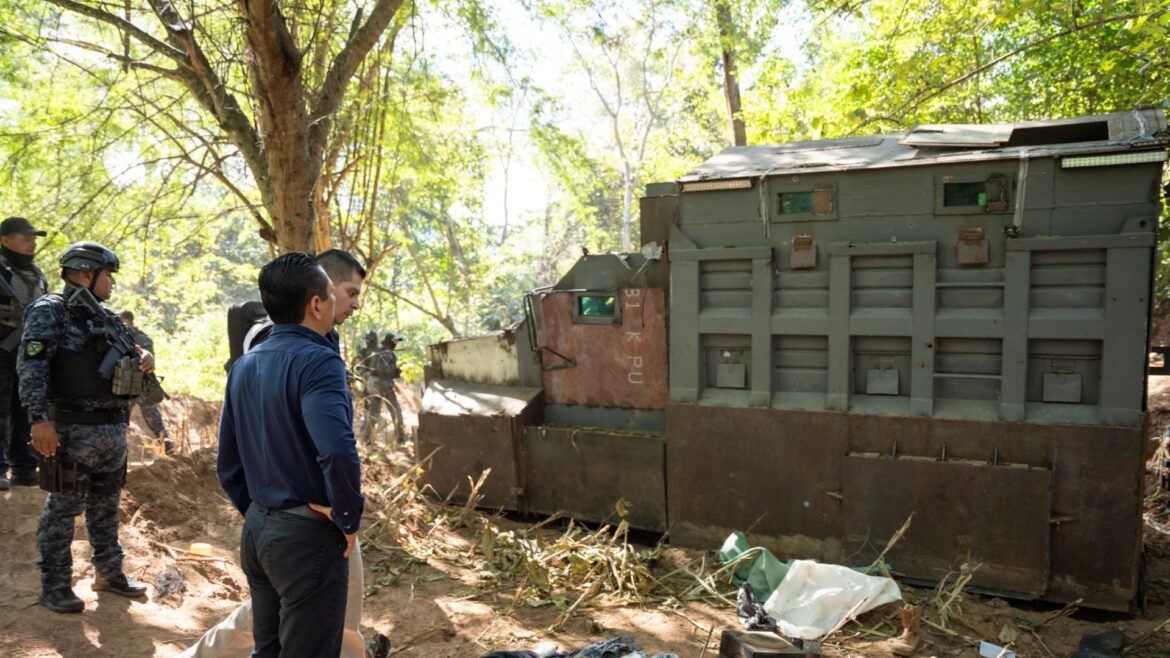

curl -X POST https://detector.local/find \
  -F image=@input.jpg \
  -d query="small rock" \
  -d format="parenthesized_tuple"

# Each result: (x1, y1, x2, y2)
(153, 567, 186, 598)
(365, 632, 390, 658)
(1078, 629, 1127, 656)
(997, 623, 1019, 644)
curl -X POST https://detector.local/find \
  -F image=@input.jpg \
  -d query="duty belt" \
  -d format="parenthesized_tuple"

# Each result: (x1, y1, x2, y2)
(49, 406, 130, 425)
(253, 502, 332, 523)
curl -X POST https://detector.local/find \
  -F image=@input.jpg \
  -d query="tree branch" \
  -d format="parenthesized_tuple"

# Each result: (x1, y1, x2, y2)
(308, 0, 406, 157)
(141, 0, 268, 195)
(43, 0, 186, 63)
(368, 280, 457, 337)
(134, 101, 277, 242)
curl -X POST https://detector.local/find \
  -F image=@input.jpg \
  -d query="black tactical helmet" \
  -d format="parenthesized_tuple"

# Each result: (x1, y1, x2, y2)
(365, 330, 378, 342)
(383, 332, 402, 345)
(59, 241, 120, 273)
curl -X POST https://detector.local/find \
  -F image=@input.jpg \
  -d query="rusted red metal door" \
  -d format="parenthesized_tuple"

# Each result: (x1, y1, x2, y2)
(537, 288, 667, 409)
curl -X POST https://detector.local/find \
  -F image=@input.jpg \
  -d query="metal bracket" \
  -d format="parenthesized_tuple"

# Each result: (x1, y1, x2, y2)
(538, 346, 577, 371)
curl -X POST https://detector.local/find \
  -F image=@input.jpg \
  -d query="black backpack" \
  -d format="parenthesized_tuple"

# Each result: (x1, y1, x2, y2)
(225, 301, 270, 372)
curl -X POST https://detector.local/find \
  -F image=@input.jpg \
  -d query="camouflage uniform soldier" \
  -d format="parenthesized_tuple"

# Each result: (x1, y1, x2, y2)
(361, 332, 405, 445)
(21, 242, 153, 613)
(118, 310, 173, 455)
(356, 331, 378, 442)
(0, 217, 49, 489)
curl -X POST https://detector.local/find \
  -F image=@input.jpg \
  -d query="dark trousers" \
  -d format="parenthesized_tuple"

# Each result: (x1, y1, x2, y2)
(241, 503, 348, 658)
(0, 346, 34, 476)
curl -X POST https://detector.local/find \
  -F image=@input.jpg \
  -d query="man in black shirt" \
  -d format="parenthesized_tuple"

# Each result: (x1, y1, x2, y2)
(218, 253, 362, 656)
(0, 216, 48, 488)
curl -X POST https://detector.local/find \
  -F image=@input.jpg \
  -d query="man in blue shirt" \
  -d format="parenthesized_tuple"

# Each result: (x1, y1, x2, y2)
(217, 252, 363, 657)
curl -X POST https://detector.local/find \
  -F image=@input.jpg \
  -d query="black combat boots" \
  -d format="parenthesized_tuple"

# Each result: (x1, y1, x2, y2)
(38, 587, 84, 613)
(93, 573, 148, 598)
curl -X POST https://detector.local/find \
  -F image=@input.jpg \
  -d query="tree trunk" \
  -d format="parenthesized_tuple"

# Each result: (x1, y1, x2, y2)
(714, 0, 747, 146)
(238, 0, 321, 252)
(47, 0, 404, 253)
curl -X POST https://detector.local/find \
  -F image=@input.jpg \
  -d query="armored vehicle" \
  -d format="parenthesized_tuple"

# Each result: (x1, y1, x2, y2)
(418, 109, 1170, 610)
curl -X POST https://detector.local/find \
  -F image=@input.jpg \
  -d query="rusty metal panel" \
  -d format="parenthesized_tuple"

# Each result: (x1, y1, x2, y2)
(421, 380, 541, 416)
(662, 404, 1142, 609)
(429, 330, 525, 386)
(666, 404, 847, 561)
(522, 426, 666, 531)
(843, 456, 1051, 597)
(1046, 424, 1144, 610)
(416, 382, 543, 512)
(956, 227, 989, 266)
(538, 288, 668, 409)
(846, 414, 1054, 466)
(417, 414, 523, 511)
(842, 414, 1143, 609)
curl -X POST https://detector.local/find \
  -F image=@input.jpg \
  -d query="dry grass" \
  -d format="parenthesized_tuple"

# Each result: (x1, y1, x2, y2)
(351, 449, 737, 630)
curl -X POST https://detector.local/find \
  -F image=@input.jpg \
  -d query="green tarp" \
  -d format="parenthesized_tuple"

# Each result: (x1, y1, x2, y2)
(717, 531, 792, 599)
(718, 531, 886, 601)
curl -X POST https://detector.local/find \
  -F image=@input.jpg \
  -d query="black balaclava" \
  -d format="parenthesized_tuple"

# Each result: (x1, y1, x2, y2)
(1, 246, 34, 270)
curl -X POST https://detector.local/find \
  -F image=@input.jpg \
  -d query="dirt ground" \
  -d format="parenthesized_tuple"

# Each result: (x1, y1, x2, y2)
(4, 383, 1170, 657)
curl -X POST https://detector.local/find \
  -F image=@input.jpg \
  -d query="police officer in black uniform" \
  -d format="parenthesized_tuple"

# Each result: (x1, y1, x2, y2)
(19, 242, 154, 613)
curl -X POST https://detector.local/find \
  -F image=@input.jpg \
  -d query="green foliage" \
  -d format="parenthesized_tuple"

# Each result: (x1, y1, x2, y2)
(767, 0, 1170, 137)
(4, 0, 1170, 397)
(154, 309, 233, 400)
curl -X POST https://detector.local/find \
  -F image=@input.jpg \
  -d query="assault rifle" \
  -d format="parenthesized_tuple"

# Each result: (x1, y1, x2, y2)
(66, 286, 169, 404)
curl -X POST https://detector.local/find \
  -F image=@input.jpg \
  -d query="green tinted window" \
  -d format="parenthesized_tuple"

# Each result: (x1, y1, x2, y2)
(779, 191, 813, 214)
(944, 182, 987, 207)
(777, 189, 834, 216)
(578, 295, 616, 317)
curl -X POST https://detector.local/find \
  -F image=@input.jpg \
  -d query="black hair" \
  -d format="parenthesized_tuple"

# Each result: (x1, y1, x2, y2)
(316, 249, 366, 283)
(258, 252, 330, 324)
(119, 310, 134, 322)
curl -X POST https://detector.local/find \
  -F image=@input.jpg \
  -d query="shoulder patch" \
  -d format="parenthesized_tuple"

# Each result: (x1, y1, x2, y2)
(23, 340, 45, 359)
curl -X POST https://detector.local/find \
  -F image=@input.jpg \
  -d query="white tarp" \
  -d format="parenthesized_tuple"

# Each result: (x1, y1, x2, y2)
(762, 559, 902, 640)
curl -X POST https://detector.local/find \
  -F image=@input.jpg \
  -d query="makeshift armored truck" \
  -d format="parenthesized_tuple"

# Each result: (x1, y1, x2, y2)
(418, 109, 1170, 610)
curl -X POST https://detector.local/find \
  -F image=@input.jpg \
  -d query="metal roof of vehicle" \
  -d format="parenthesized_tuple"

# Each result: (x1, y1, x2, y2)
(679, 109, 1170, 181)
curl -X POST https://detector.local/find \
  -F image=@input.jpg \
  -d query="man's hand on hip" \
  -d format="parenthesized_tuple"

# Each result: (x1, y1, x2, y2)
(308, 502, 358, 558)
(31, 421, 59, 457)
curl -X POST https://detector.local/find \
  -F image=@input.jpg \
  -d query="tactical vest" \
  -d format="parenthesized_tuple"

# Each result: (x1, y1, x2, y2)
(48, 302, 118, 405)
(0, 253, 47, 328)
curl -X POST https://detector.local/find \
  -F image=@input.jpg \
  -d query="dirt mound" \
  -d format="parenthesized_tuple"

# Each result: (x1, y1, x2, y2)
(126, 393, 222, 461)
(121, 448, 238, 547)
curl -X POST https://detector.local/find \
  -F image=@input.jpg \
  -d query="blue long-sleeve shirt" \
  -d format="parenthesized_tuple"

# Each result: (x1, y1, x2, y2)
(217, 323, 363, 534)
